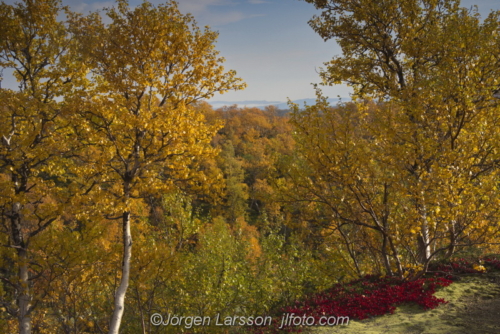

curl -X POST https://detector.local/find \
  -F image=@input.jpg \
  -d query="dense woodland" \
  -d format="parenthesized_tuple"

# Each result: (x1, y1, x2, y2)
(2, 0, 500, 333)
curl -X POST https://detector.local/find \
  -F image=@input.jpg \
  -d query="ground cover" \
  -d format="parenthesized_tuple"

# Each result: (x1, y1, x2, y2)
(313, 271, 500, 334)
(254, 257, 500, 334)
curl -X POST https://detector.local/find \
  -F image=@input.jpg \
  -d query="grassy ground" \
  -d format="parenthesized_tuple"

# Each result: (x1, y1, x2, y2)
(311, 272, 500, 334)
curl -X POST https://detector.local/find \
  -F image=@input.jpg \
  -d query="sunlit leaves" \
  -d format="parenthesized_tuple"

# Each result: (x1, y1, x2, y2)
(296, 0, 500, 278)
(70, 0, 245, 108)
(0, 1, 89, 332)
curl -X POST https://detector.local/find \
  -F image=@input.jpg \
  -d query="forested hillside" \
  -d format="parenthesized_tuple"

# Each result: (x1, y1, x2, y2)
(2, 0, 500, 333)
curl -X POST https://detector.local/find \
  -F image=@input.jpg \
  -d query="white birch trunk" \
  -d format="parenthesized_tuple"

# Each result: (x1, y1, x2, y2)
(11, 201, 32, 334)
(108, 211, 132, 334)
(19, 249, 31, 334)
(419, 200, 431, 263)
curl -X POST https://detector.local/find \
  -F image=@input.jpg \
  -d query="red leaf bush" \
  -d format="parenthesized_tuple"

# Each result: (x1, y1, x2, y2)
(254, 275, 451, 333)
(428, 258, 485, 277)
(484, 257, 500, 270)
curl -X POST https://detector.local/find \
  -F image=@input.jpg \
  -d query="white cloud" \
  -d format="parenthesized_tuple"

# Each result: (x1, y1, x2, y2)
(65, 0, 251, 26)
(175, 0, 256, 27)
(202, 11, 247, 26)
(61, 0, 262, 27)
(177, 0, 230, 14)
(67, 1, 115, 13)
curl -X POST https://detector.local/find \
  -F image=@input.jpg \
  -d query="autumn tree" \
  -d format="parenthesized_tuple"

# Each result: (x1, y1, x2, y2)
(295, 0, 500, 277)
(0, 0, 87, 332)
(69, 1, 245, 332)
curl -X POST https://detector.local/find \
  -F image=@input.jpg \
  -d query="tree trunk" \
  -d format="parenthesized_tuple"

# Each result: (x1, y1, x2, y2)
(381, 234, 393, 276)
(387, 236, 404, 279)
(18, 248, 31, 334)
(445, 220, 456, 259)
(337, 225, 362, 277)
(418, 198, 431, 263)
(11, 201, 32, 334)
(135, 285, 147, 334)
(108, 211, 132, 334)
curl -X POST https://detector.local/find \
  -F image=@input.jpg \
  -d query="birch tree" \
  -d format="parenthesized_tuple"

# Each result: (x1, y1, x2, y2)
(298, 0, 500, 276)
(69, 1, 245, 332)
(0, 0, 90, 333)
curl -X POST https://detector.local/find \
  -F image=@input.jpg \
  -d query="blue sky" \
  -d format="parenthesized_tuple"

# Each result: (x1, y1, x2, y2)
(3, 0, 500, 108)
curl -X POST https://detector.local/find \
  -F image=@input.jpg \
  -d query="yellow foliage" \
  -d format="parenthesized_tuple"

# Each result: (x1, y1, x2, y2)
(289, 0, 500, 277)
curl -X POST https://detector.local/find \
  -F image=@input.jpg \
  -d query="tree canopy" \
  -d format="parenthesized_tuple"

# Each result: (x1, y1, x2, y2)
(292, 0, 500, 277)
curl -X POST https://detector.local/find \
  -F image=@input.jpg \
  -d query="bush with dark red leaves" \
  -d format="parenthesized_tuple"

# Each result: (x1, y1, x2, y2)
(428, 258, 484, 278)
(252, 275, 451, 333)
(484, 257, 500, 270)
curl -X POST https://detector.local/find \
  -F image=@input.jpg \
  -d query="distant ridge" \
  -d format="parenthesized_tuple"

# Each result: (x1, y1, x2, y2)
(208, 97, 349, 110)
(271, 97, 347, 110)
